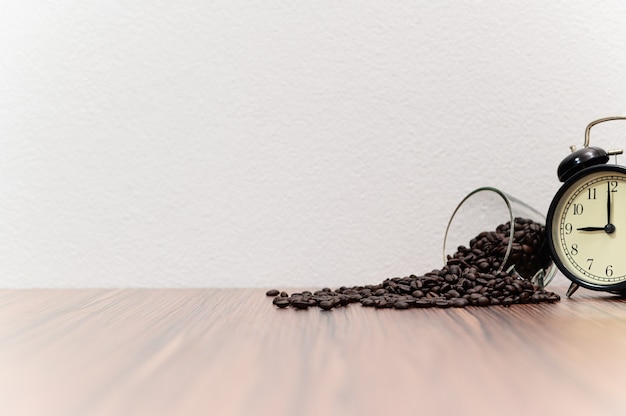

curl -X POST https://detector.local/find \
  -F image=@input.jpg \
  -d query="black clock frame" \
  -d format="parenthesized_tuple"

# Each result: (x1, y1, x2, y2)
(546, 163, 626, 293)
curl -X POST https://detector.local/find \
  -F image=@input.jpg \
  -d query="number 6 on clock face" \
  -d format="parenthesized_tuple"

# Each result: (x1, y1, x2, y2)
(547, 164, 626, 291)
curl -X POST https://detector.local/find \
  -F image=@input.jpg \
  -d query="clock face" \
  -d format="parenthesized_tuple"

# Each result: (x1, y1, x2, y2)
(548, 165, 626, 289)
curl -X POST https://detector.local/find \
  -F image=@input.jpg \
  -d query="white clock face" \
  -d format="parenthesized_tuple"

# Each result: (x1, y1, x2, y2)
(551, 168, 626, 286)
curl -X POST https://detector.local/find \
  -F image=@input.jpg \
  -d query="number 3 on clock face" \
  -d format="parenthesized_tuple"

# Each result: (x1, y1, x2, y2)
(547, 164, 626, 291)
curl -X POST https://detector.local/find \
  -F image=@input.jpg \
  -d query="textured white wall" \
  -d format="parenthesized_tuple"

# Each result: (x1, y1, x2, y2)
(2, 1, 626, 287)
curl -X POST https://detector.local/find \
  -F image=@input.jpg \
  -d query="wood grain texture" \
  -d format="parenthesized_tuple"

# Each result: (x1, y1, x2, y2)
(1, 287, 626, 415)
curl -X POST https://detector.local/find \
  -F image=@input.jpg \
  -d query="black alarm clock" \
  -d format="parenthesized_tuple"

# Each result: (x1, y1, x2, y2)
(546, 117, 626, 297)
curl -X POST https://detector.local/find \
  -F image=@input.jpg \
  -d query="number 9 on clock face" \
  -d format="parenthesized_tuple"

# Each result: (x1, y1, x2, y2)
(547, 164, 626, 291)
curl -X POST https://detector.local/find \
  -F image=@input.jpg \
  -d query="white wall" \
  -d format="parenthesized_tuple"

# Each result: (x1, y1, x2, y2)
(2, 1, 626, 287)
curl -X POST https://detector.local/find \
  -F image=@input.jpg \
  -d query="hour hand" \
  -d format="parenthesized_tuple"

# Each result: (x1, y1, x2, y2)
(577, 226, 605, 231)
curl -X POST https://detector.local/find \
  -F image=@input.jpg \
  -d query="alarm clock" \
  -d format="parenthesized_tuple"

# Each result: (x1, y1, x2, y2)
(546, 116, 626, 297)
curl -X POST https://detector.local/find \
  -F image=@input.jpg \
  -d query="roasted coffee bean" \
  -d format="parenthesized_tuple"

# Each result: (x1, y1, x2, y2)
(444, 274, 457, 284)
(394, 301, 410, 309)
(452, 298, 470, 308)
(266, 289, 280, 297)
(347, 293, 362, 303)
(359, 289, 372, 296)
(412, 290, 425, 298)
(398, 284, 412, 294)
(476, 296, 490, 306)
(449, 265, 462, 276)
(477, 261, 490, 270)
(361, 298, 375, 307)
(291, 300, 310, 309)
(338, 295, 350, 306)
(469, 293, 483, 301)
(319, 300, 335, 310)
(415, 299, 434, 308)
(274, 298, 290, 308)
(445, 289, 461, 299)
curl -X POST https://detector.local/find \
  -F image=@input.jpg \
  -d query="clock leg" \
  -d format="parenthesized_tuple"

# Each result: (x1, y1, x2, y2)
(566, 282, 580, 297)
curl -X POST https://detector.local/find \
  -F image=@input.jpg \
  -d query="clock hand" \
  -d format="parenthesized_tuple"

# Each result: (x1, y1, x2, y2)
(577, 225, 617, 233)
(607, 181, 612, 226)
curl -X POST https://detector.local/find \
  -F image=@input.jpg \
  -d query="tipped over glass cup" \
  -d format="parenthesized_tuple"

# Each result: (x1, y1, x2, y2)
(443, 187, 557, 288)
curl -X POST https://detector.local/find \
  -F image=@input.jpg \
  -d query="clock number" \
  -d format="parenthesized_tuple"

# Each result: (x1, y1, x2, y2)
(588, 188, 597, 199)
(571, 243, 579, 255)
(572, 203, 583, 215)
(611, 181, 618, 192)
(564, 223, 573, 234)
(587, 258, 594, 270)
(606, 265, 614, 277)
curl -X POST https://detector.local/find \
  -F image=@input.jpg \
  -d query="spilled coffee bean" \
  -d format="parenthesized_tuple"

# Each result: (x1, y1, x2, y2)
(266, 218, 560, 311)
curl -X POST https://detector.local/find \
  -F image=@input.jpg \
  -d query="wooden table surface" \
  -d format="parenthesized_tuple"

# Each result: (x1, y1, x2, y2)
(1, 286, 626, 416)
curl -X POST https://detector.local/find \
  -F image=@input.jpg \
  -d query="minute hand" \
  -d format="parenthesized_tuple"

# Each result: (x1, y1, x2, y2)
(577, 226, 605, 231)
(607, 181, 612, 225)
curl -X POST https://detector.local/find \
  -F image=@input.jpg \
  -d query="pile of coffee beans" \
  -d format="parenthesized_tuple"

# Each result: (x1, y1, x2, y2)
(450, 217, 553, 281)
(266, 218, 560, 310)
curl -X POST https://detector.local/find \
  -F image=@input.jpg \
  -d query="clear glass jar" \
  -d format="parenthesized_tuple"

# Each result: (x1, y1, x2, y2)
(443, 186, 557, 287)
